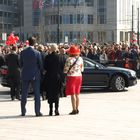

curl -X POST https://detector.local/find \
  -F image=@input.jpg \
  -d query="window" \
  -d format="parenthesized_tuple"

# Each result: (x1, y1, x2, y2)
(7, 0, 12, 5)
(7, 12, 12, 18)
(0, 0, 3, 4)
(73, 14, 77, 24)
(98, 31, 106, 42)
(4, 0, 7, 5)
(4, 12, 7, 17)
(64, 31, 69, 39)
(13, 13, 18, 18)
(60, 15, 62, 24)
(32, 18, 40, 26)
(45, 15, 51, 25)
(77, 14, 80, 24)
(0, 11, 2, 17)
(88, 15, 93, 24)
(0, 23, 2, 29)
(88, 32, 94, 42)
(98, 0, 106, 6)
(63, 15, 67, 24)
(4, 24, 7, 29)
(84, 60, 96, 69)
(80, 14, 84, 24)
(70, 14, 73, 24)
(97, 15, 106, 24)
(70, 31, 73, 42)
(52, 15, 55, 24)
(85, 0, 94, 6)
(8, 24, 12, 29)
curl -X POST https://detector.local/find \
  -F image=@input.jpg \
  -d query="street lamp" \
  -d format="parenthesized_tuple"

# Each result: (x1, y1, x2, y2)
(57, 0, 60, 44)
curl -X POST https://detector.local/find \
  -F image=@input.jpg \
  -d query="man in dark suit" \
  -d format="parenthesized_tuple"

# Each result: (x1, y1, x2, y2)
(5, 46, 21, 100)
(20, 37, 43, 116)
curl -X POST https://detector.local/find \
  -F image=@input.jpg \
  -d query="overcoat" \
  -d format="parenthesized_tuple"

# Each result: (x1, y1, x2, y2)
(44, 52, 65, 104)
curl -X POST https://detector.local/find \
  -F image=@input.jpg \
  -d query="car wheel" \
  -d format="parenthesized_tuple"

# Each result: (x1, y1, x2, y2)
(111, 75, 125, 92)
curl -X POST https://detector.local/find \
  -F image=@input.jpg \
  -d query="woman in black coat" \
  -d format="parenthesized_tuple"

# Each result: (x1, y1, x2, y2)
(44, 44, 64, 116)
(5, 46, 21, 100)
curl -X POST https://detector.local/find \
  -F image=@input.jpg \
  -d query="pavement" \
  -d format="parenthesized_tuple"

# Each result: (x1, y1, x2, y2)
(0, 80, 140, 140)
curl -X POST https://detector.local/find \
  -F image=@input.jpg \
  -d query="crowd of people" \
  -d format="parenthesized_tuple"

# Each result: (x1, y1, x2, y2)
(0, 38, 140, 116)
(80, 42, 140, 72)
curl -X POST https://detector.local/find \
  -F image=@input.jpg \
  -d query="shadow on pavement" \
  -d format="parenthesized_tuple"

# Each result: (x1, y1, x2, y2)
(0, 115, 42, 120)
(0, 90, 10, 95)
(0, 114, 68, 120)
(81, 88, 128, 94)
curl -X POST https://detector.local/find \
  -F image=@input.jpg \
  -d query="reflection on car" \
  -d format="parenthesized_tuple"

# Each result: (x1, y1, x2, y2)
(0, 57, 137, 92)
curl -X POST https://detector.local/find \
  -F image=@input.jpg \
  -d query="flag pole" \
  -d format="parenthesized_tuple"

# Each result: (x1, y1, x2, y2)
(137, 7, 139, 46)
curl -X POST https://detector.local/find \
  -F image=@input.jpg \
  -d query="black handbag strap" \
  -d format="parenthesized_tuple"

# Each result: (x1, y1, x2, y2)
(67, 57, 79, 74)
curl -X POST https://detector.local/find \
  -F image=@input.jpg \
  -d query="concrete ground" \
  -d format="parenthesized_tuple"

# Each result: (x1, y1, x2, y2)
(0, 80, 140, 140)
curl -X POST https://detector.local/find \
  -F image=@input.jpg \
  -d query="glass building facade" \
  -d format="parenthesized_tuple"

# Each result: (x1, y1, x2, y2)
(15, 0, 140, 44)
(30, 0, 95, 43)
(0, 0, 19, 37)
(41, 0, 96, 43)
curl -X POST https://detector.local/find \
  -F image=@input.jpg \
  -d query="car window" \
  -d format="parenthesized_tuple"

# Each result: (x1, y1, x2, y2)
(84, 60, 96, 69)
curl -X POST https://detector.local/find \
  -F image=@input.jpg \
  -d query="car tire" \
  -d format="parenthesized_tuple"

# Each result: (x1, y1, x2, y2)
(110, 75, 125, 92)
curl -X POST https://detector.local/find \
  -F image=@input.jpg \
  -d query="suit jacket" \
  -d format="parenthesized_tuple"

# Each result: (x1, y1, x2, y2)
(5, 52, 20, 78)
(20, 46, 43, 81)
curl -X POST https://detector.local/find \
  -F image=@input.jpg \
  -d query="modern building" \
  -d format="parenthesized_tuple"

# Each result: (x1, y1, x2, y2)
(0, 0, 19, 42)
(14, 0, 140, 44)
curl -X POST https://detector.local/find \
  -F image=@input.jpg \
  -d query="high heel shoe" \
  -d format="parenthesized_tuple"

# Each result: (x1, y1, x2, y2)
(77, 109, 79, 114)
(69, 110, 77, 115)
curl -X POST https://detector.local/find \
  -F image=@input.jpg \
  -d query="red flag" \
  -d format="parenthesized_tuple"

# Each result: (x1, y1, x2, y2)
(39, 0, 43, 9)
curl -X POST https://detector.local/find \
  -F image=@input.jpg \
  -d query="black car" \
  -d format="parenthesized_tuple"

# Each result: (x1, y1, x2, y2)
(0, 57, 137, 92)
(82, 57, 137, 91)
(0, 65, 9, 87)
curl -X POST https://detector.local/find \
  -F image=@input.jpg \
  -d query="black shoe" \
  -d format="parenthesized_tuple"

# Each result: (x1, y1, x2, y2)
(49, 111, 53, 116)
(42, 95, 46, 100)
(16, 96, 21, 100)
(11, 97, 15, 101)
(36, 112, 43, 117)
(55, 110, 60, 116)
(21, 113, 25, 116)
(69, 110, 77, 115)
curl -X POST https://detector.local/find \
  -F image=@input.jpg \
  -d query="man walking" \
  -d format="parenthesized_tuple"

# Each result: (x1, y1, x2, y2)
(20, 37, 43, 116)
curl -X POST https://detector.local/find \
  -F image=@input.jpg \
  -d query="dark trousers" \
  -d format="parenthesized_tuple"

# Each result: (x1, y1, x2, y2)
(21, 79, 41, 115)
(9, 77, 20, 99)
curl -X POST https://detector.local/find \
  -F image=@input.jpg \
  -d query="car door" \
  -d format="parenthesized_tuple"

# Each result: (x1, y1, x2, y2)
(82, 59, 109, 88)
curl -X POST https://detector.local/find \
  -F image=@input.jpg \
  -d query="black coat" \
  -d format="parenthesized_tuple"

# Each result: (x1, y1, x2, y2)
(0, 53, 5, 67)
(44, 52, 65, 104)
(5, 53, 20, 78)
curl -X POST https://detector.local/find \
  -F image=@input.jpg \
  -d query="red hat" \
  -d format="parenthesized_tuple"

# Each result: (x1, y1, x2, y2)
(67, 45, 80, 55)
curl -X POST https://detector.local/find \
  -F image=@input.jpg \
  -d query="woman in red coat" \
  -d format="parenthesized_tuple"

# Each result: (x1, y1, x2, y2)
(64, 45, 84, 115)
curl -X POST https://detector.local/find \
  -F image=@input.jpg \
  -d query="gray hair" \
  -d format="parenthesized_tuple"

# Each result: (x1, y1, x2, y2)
(50, 43, 58, 52)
